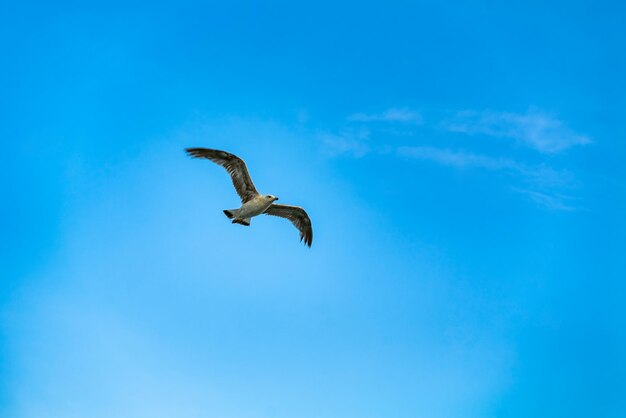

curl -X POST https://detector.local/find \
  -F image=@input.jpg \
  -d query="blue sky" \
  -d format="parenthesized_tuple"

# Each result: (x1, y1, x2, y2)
(1, 1, 625, 417)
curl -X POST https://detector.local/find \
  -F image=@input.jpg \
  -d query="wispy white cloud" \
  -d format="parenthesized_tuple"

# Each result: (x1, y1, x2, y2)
(323, 107, 588, 209)
(444, 109, 591, 153)
(397, 146, 517, 171)
(349, 108, 423, 124)
(512, 188, 578, 211)
(397, 146, 576, 210)
(319, 129, 370, 157)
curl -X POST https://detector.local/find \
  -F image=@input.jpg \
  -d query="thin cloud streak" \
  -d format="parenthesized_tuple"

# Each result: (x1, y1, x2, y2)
(512, 188, 578, 211)
(445, 109, 591, 153)
(349, 108, 423, 124)
(397, 145, 571, 186)
(323, 107, 587, 209)
(397, 146, 576, 210)
(319, 129, 370, 158)
(397, 146, 517, 171)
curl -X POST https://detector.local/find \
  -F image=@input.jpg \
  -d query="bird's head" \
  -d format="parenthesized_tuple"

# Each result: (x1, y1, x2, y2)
(265, 194, 279, 202)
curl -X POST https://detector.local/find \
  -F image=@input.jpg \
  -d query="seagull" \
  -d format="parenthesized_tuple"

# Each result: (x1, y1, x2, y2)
(185, 148, 313, 247)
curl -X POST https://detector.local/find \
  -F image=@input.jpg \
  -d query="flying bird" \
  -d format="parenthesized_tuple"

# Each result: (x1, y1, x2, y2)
(185, 148, 313, 247)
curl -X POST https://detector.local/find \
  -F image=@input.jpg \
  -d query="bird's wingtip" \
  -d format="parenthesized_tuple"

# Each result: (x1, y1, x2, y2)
(184, 147, 200, 157)
(301, 234, 312, 248)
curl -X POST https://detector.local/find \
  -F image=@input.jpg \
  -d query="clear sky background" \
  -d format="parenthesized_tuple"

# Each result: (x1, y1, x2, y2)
(2, 1, 625, 417)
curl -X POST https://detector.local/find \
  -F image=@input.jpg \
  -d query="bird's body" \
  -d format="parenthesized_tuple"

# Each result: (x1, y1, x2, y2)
(223, 194, 277, 226)
(185, 147, 313, 247)
(238, 194, 276, 218)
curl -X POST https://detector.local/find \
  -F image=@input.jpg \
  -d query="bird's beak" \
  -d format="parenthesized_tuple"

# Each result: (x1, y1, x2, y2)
(275, 197, 279, 201)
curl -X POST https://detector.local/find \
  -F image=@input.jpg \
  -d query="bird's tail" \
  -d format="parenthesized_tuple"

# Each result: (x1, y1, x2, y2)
(223, 209, 239, 219)
(223, 209, 251, 227)
(232, 218, 251, 226)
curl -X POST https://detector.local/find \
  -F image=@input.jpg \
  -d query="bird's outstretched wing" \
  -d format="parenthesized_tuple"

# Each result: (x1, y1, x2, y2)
(185, 148, 259, 203)
(264, 204, 313, 247)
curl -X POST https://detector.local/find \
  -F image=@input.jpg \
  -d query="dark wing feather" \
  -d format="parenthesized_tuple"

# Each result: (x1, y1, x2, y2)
(264, 204, 313, 247)
(185, 148, 259, 203)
